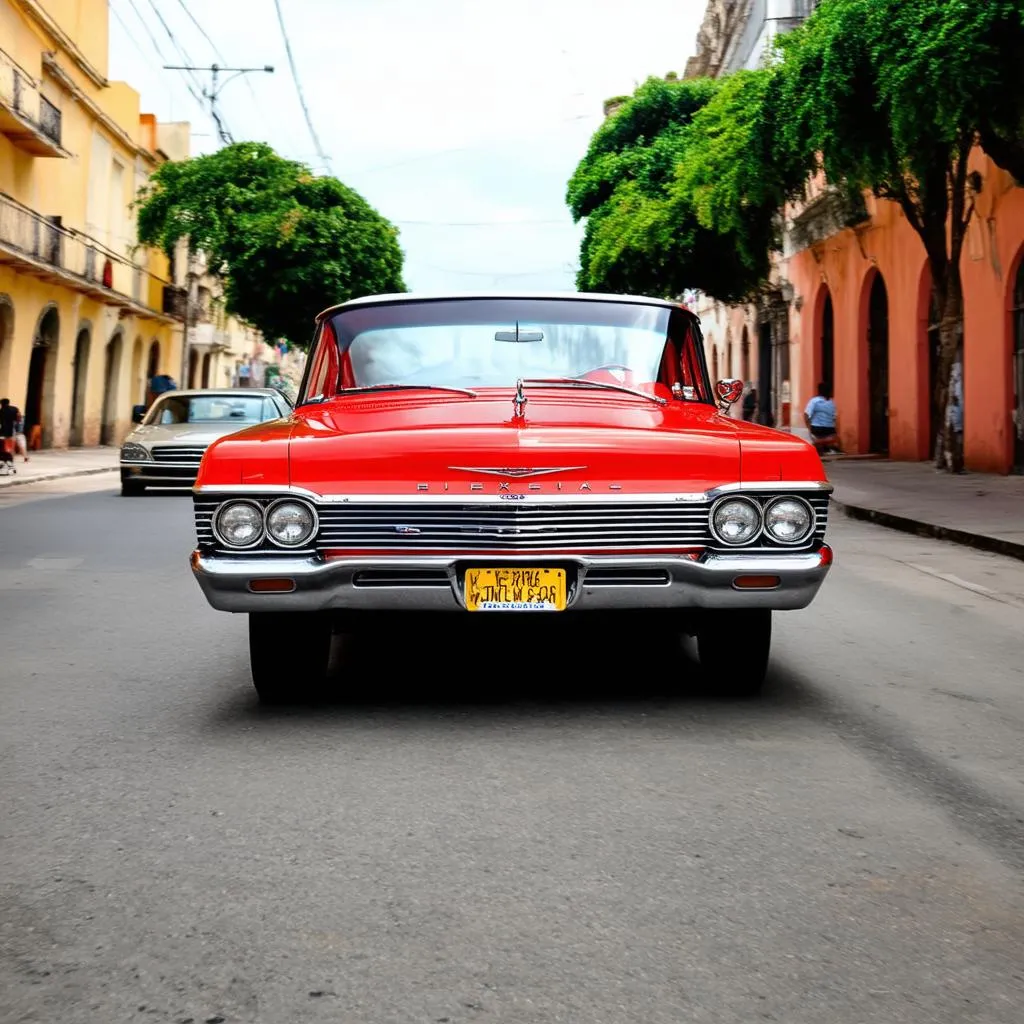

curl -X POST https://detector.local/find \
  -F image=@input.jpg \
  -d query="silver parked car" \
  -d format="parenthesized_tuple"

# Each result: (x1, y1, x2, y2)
(119, 388, 292, 496)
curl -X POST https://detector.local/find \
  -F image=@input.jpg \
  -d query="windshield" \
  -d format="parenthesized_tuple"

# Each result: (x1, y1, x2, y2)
(322, 298, 710, 401)
(144, 394, 282, 426)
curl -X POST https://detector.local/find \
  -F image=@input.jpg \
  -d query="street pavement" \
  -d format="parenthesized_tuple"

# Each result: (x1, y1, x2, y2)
(1, 477, 1023, 1024)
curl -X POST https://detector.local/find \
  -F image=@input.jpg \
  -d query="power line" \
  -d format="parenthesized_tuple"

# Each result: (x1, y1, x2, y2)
(271, 0, 333, 174)
(172, 0, 260, 108)
(122, 0, 207, 113)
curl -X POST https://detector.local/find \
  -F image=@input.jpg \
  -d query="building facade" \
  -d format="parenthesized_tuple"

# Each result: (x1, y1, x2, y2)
(0, 0, 186, 449)
(684, 0, 1024, 474)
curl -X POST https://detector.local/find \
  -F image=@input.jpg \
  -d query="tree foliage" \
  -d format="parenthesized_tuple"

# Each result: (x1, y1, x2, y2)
(778, 0, 1024, 468)
(136, 142, 405, 347)
(567, 71, 811, 303)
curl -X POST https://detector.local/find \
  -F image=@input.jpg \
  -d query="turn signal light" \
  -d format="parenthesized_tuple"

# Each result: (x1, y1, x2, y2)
(818, 544, 834, 567)
(732, 575, 781, 590)
(248, 578, 296, 593)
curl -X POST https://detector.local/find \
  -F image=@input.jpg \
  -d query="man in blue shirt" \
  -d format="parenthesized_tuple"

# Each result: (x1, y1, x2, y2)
(804, 382, 841, 455)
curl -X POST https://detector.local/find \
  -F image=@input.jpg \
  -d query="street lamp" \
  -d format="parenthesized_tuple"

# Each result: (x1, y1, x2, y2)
(162, 64, 275, 146)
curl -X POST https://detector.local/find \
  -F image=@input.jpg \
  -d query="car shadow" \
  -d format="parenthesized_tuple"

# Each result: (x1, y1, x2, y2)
(206, 617, 814, 729)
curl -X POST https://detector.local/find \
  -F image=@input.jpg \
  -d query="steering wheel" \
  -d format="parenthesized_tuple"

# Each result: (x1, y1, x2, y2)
(575, 363, 636, 386)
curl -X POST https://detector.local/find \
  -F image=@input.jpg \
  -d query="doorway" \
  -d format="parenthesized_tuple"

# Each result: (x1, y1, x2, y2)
(70, 327, 90, 446)
(1013, 259, 1024, 473)
(201, 351, 212, 389)
(740, 326, 750, 383)
(25, 307, 59, 447)
(757, 320, 774, 426)
(867, 274, 890, 455)
(821, 293, 834, 395)
(100, 332, 123, 446)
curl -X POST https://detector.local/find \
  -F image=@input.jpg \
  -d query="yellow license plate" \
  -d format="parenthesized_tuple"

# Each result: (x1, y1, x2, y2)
(464, 567, 567, 612)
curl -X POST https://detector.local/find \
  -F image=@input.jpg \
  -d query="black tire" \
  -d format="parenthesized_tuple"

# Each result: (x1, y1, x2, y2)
(121, 477, 146, 496)
(696, 609, 772, 699)
(248, 612, 333, 705)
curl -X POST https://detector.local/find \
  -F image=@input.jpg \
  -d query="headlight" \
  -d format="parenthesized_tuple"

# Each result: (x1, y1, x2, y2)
(121, 442, 150, 462)
(763, 497, 813, 545)
(710, 497, 761, 546)
(213, 501, 264, 548)
(265, 499, 317, 548)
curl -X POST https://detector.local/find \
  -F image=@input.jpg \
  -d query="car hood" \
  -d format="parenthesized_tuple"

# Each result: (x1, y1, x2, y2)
(126, 422, 254, 447)
(287, 391, 754, 496)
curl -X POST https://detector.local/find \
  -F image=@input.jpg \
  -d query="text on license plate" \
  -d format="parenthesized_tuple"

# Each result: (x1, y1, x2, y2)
(464, 567, 567, 612)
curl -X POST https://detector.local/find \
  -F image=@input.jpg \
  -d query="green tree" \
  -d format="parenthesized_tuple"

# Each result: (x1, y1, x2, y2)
(778, 0, 1024, 469)
(136, 142, 405, 347)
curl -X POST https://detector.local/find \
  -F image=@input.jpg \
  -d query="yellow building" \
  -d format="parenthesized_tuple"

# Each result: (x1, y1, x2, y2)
(0, 0, 186, 448)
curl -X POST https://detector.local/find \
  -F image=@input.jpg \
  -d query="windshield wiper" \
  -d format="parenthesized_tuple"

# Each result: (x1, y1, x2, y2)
(520, 377, 667, 406)
(337, 384, 478, 398)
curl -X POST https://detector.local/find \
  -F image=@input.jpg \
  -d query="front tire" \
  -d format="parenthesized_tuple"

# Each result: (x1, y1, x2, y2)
(696, 609, 772, 699)
(248, 612, 333, 704)
(120, 476, 145, 496)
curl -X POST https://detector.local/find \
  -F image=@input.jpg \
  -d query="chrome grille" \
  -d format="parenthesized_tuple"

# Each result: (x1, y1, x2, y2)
(194, 494, 829, 556)
(152, 445, 207, 466)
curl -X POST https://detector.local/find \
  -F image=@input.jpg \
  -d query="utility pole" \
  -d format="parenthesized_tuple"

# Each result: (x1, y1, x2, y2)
(163, 64, 275, 145)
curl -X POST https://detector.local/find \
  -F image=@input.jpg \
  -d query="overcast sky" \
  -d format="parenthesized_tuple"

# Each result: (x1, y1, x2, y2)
(108, 0, 704, 293)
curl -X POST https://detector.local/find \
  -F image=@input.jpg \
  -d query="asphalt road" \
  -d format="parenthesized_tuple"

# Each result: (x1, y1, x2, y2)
(2, 477, 1023, 1024)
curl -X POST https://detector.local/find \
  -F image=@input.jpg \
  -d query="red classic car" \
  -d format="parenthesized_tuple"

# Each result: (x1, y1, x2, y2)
(191, 293, 833, 703)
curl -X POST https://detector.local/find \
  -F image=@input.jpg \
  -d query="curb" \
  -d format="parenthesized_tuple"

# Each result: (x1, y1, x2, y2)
(836, 500, 1024, 564)
(0, 465, 118, 490)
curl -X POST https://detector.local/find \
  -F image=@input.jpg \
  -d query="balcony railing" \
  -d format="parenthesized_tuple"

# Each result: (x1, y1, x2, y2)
(0, 48, 65, 155)
(0, 192, 182, 321)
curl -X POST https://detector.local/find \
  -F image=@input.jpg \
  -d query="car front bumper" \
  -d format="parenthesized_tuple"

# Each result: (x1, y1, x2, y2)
(190, 548, 833, 614)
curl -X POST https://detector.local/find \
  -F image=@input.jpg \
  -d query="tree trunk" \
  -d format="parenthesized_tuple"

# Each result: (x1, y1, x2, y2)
(931, 266, 965, 473)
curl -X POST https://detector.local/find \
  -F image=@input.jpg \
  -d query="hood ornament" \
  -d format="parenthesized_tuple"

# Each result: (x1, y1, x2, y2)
(513, 378, 528, 420)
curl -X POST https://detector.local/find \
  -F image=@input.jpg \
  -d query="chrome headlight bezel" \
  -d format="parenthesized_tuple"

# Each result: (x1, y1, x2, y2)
(120, 442, 151, 462)
(212, 500, 266, 550)
(264, 498, 318, 549)
(762, 496, 815, 546)
(709, 496, 763, 547)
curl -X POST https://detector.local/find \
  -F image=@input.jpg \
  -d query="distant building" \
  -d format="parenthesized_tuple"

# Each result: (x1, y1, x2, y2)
(682, 0, 1024, 473)
(0, 0, 187, 448)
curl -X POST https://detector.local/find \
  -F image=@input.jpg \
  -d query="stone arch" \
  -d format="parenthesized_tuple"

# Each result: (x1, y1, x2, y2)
(101, 327, 125, 446)
(859, 267, 890, 455)
(69, 319, 93, 447)
(811, 281, 834, 398)
(26, 303, 60, 448)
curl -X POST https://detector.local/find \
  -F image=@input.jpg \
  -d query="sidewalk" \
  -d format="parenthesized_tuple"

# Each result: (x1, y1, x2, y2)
(824, 459, 1024, 561)
(0, 446, 119, 488)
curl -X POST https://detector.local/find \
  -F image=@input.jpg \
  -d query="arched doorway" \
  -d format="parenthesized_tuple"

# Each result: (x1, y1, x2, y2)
(725, 338, 733, 380)
(821, 292, 835, 396)
(201, 351, 212, 389)
(0, 297, 13, 392)
(130, 337, 144, 406)
(145, 341, 160, 406)
(1012, 256, 1024, 474)
(100, 330, 123, 446)
(711, 345, 719, 382)
(26, 306, 59, 448)
(757, 320, 773, 426)
(867, 273, 890, 455)
(188, 348, 199, 389)
(740, 326, 750, 382)
(69, 325, 91, 446)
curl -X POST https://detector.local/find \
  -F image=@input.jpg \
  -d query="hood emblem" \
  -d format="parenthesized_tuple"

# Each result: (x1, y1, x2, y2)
(448, 466, 588, 478)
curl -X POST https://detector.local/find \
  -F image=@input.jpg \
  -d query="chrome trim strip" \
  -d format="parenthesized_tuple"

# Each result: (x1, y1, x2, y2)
(193, 481, 833, 502)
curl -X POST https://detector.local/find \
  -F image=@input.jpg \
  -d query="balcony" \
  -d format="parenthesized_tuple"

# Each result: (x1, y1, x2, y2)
(0, 191, 183, 323)
(0, 48, 70, 158)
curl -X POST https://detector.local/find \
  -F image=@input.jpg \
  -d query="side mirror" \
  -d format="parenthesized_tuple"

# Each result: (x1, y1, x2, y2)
(715, 378, 744, 412)
(132, 405, 146, 424)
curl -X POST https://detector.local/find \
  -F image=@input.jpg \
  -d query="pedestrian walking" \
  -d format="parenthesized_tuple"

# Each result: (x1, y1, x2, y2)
(742, 385, 757, 422)
(13, 411, 28, 462)
(804, 382, 842, 455)
(0, 397, 20, 475)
